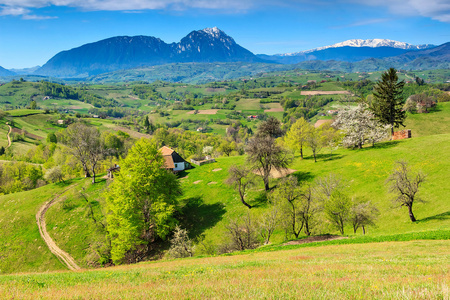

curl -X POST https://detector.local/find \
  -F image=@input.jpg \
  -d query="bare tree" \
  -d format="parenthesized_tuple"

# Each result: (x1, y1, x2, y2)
(387, 161, 426, 222)
(60, 122, 104, 183)
(258, 205, 279, 244)
(299, 184, 320, 236)
(350, 201, 379, 234)
(60, 123, 92, 178)
(271, 176, 303, 239)
(224, 213, 259, 252)
(315, 173, 346, 199)
(246, 135, 292, 191)
(256, 116, 284, 138)
(226, 165, 256, 209)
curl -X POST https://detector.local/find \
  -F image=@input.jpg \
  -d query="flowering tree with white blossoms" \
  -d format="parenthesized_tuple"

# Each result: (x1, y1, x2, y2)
(332, 104, 390, 149)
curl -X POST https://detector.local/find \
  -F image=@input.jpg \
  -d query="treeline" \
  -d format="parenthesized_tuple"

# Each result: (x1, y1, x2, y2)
(40, 81, 119, 108)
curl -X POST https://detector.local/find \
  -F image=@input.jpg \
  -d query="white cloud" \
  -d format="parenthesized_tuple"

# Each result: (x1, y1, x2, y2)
(0, 6, 30, 16)
(1, 0, 450, 22)
(0, 0, 253, 11)
(346, 0, 450, 22)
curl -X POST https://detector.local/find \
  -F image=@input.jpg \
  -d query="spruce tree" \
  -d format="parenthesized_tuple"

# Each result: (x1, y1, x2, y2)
(372, 68, 406, 136)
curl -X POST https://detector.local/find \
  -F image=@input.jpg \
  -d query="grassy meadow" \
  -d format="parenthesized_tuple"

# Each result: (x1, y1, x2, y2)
(0, 240, 448, 299)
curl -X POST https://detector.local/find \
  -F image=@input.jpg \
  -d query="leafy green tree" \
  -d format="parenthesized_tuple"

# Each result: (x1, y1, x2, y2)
(46, 132, 57, 144)
(372, 68, 406, 135)
(105, 138, 181, 264)
(305, 126, 324, 162)
(285, 117, 313, 159)
(324, 190, 352, 235)
(30, 100, 37, 110)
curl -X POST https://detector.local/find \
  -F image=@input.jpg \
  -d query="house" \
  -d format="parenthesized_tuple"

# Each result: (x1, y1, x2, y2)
(159, 146, 189, 172)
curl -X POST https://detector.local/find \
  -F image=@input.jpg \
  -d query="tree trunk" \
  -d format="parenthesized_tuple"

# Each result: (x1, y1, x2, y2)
(362, 225, 366, 235)
(300, 147, 303, 159)
(408, 205, 416, 222)
(240, 196, 252, 209)
(263, 174, 270, 191)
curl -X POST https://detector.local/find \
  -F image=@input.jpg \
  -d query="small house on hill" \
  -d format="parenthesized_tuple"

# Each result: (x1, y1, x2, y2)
(159, 146, 190, 172)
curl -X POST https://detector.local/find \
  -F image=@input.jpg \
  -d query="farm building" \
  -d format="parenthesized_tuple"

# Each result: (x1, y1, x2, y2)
(159, 146, 190, 172)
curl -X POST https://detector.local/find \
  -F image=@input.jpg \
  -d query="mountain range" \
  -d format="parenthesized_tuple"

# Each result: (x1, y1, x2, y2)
(0, 66, 14, 77)
(1, 28, 449, 80)
(35, 27, 262, 78)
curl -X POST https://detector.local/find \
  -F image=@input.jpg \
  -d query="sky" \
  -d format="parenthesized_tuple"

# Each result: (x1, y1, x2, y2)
(1, 0, 450, 69)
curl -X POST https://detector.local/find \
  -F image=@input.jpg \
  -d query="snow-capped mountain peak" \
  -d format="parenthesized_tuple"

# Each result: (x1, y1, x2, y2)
(281, 39, 435, 56)
(202, 27, 222, 37)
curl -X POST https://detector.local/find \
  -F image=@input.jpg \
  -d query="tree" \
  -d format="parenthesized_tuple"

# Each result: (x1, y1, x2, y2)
(44, 166, 64, 183)
(46, 132, 57, 144)
(86, 128, 104, 184)
(298, 184, 320, 236)
(256, 116, 284, 138)
(285, 117, 313, 159)
(386, 161, 426, 222)
(225, 165, 256, 209)
(257, 204, 279, 244)
(60, 123, 100, 178)
(305, 126, 324, 162)
(324, 190, 352, 235)
(350, 201, 379, 234)
(372, 68, 406, 135)
(246, 135, 292, 191)
(104, 138, 181, 264)
(224, 213, 259, 252)
(30, 100, 37, 110)
(319, 122, 342, 158)
(271, 176, 303, 239)
(333, 104, 389, 149)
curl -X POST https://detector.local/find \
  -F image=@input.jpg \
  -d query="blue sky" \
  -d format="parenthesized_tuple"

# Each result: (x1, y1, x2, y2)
(1, 0, 450, 69)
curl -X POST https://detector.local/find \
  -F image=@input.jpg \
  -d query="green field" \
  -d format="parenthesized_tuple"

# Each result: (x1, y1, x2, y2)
(0, 240, 448, 299)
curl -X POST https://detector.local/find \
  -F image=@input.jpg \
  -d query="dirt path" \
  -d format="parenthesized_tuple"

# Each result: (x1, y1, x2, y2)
(36, 187, 81, 271)
(6, 125, 11, 149)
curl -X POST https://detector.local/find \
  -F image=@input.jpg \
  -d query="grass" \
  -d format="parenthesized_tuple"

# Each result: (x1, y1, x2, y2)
(7, 109, 43, 117)
(45, 178, 109, 269)
(404, 102, 450, 137)
(0, 181, 79, 274)
(0, 240, 448, 299)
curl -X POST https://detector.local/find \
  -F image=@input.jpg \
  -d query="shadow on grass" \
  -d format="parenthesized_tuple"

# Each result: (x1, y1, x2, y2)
(315, 153, 345, 162)
(179, 196, 226, 240)
(360, 140, 401, 151)
(416, 211, 450, 223)
(292, 171, 314, 183)
(251, 191, 268, 208)
(54, 179, 76, 188)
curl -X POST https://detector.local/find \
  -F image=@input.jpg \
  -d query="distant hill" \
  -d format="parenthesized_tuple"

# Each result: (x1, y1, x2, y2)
(35, 27, 265, 78)
(86, 62, 294, 84)
(0, 66, 14, 76)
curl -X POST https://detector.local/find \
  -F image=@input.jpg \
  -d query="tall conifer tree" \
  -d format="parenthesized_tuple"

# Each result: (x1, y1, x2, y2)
(372, 68, 406, 136)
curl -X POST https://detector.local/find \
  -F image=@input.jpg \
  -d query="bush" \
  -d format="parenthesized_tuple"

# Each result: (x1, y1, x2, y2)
(167, 226, 194, 258)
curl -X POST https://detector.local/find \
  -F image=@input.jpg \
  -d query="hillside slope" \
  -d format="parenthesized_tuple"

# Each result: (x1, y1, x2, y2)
(0, 103, 449, 274)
